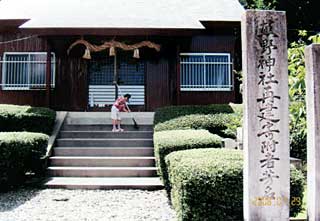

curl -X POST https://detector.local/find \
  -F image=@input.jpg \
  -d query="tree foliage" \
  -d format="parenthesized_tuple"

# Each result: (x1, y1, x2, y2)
(288, 32, 320, 161)
(277, 0, 320, 36)
(238, 0, 320, 41)
(238, 0, 277, 9)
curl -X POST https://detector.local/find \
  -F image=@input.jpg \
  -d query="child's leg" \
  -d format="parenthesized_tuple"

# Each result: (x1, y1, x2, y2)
(116, 109, 123, 131)
(117, 120, 122, 130)
(112, 119, 117, 130)
(111, 106, 118, 131)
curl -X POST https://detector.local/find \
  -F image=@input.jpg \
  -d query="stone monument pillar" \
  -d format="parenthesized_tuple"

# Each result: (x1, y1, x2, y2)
(305, 44, 320, 221)
(242, 10, 290, 220)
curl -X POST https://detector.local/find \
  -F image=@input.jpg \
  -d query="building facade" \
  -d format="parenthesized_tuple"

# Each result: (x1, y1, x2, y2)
(0, 0, 244, 111)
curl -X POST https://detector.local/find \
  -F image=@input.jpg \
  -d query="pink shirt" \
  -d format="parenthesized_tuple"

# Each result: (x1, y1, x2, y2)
(113, 97, 126, 111)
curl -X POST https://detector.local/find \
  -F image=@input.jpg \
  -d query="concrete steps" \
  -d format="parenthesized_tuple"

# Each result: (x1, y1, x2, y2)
(45, 112, 162, 189)
(59, 131, 153, 139)
(47, 166, 158, 177)
(56, 138, 154, 147)
(49, 156, 156, 167)
(65, 112, 154, 125)
(67, 118, 154, 125)
(53, 147, 154, 156)
(44, 177, 163, 190)
(62, 124, 153, 131)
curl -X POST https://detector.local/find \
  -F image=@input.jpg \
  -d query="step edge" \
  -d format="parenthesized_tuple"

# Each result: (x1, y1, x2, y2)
(54, 146, 154, 149)
(63, 124, 154, 126)
(60, 131, 153, 133)
(47, 166, 158, 170)
(57, 138, 154, 141)
(44, 176, 161, 181)
(49, 156, 156, 159)
(45, 183, 163, 185)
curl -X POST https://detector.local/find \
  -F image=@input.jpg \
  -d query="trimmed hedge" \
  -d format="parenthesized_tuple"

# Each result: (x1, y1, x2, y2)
(153, 129, 222, 193)
(154, 104, 242, 125)
(166, 148, 243, 221)
(0, 104, 56, 135)
(290, 165, 306, 217)
(154, 113, 242, 138)
(166, 148, 305, 220)
(0, 132, 49, 190)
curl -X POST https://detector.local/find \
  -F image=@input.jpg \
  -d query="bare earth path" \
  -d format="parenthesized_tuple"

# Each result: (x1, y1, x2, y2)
(0, 188, 176, 221)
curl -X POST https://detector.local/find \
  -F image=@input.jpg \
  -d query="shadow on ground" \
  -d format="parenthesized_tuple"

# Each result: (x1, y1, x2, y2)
(0, 178, 45, 212)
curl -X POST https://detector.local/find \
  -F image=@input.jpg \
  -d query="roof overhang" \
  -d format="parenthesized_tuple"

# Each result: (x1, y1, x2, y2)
(0, 0, 244, 33)
(200, 21, 241, 29)
(0, 19, 29, 32)
(8, 21, 240, 37)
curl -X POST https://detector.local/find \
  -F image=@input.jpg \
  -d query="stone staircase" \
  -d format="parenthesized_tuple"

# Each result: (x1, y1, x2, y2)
(44, 112, 163, 190)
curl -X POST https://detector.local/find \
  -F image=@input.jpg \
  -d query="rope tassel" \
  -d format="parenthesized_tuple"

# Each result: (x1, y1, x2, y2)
(67, 39, 161, 59)
(109, 46, 116, 56)
(133, 48, 140, 59)
(82, 48, 91, 59)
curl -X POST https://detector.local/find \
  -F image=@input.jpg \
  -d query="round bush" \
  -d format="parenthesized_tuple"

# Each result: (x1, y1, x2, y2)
(153, 130, 222, 194)
(153, 104, 237, 125)
(0, 104, 56, 135)
(154, 113, 242, 138)
(0, 132, 49, 191)
(166, 148, 305, 220)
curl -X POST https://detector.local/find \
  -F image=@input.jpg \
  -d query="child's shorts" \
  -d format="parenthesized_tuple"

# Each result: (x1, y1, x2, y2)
(111, 105, 121, 120)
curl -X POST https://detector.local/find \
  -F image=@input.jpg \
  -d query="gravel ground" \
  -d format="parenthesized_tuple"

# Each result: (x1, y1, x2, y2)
(0, 188, 176, 221)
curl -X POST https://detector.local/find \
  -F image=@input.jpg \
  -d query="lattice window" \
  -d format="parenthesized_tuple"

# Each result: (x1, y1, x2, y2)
(88, 53, 144, 86)
(0, 52, 55, 90)
(180, 53, 233, 91)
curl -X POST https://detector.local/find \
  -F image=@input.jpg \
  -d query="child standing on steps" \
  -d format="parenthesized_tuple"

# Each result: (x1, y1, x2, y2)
(111, 94, 131, 132)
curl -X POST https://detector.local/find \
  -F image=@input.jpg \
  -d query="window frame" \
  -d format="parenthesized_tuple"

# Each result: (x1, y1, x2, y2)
(1, 52, 56, 90)
(179, 52, 233, 92)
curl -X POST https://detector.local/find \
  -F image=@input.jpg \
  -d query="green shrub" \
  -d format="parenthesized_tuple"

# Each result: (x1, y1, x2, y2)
(286, 34, 320, 162)
(153, 130, 222, 193)
(230, 103, 243, 116)
(290, 130, 306, 162)
(0, 132, 49, 190)
(166, 148, 305, 220)
(154, 113, 242, 138)
(290, 166, 306, 217)
(0, 105, 56, 135)
(289, 101, 307, 162)
(166, 148, 243, 220)
(154, 104, 242, 125)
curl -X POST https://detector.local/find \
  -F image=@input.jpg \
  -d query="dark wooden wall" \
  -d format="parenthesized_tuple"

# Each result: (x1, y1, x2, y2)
(0, 33, 48, 107)
(142, 34, 239, 110)
(145, 59, 170, 110)
(0, 33, 88, 110)
(0, 32, 240, 111)
(176, 35, 237, 105)
(50, 58, 88, 111)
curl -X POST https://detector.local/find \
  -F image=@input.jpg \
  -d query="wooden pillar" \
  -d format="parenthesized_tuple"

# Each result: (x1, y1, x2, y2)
(242, 10, 290, 220)
(113, 52, 118, 99)
(176, 44, 181, 105)
(305, 44, 320, 221)
(46, 41, 52, 107)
